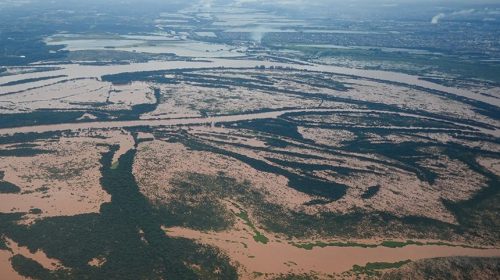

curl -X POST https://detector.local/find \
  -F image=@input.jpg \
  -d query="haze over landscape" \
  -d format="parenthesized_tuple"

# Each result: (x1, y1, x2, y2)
(0, 0, 499, 279)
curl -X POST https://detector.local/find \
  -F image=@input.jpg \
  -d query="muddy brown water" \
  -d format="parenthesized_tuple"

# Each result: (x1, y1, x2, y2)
(0, 108, 496, 137)
(1, 58, 498, 106)
(166, 226, 500, 276)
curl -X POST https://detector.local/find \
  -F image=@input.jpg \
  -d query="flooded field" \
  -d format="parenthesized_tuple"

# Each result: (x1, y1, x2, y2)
(45, 34, 247, 58)
(1, 56, 499, 278)
(2, 58, 498, 107)
(0, 1, 499, 278)
(165, 226, 500, 277)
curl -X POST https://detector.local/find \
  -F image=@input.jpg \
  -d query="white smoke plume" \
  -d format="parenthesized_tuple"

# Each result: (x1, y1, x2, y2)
(431, 13, 445, 24)
(250, 26, 267, 44)
(432, 9, 478, 24)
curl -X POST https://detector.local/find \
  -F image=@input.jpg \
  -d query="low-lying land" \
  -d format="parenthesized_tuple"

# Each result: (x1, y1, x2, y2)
(0, 2, 499, 278)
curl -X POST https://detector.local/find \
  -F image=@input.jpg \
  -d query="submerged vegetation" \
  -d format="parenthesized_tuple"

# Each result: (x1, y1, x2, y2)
(235, 209, 269, 244)
(0, 145, 238, 279)
(352, 260, 411, 276)
(381, 257, 500, 280)
(292, 240, 483, 251)
(169, 122, 499, 245)
(0, 181, 21, 194)
(0, 1, 499, 279)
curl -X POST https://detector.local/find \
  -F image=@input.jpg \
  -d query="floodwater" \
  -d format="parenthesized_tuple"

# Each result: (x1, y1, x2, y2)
(0, 37, 499, 279)
(295, 44, 438, 55)
(0, 53, 498, 277)
(0, 108, 496, 138)
(5, 238, 62, 270)
(0, 250, 24, 280)
(1, 57, 497, 107)
(0, 238, 64, 280)
(0, 109, 329, 135)
(110, 130, 136, 165)
(45, 34, 246, 58)
(166, 226, 500, 276)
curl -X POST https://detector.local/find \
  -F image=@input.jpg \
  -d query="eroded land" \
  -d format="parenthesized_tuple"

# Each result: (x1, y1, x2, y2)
(1, 2, 500, 280)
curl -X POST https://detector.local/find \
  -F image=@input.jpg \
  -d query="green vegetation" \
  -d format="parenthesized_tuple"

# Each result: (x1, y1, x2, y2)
(0, 132, 62, 147)
(252, 272, 264, 278)
(0, 236, 7, 250)
(235, 210, 269, 244)
(175, 106, 500, 245)
(0, 75, 67, 87)
(292, 241, 377, 250)
(1, 145, 238, 279)
(0, 6, 498, 278)
(29, 208, 43, 215)
(0, 148, 52, 157)
(183, 135, 348, 202)
(294, 112, 463, 130)
(158, 173, 237, 231)
(151, 167, 273, 243)
(291, 239, 478, 250)
(0, 35, 67, 66)
(179, 136, 467, 242)
(10, 254, 71, 280)
(285, 45, 500, 83)
(264, 208, 458, 244)
(352, 260, 411, 275)
(0, 85, 160, 129)
(0, 111, 85, 129)
(361, 185, 380, 199)
(378, 240, 475, 248)
(66, 50, 175, 64)
(381, 257, 500, 280)
(0, 181, 21, 193)
(110, 161, 119, 170)
(443, 149, 500, 247)
(271, 273, 320, 280)
(380, 241, 415, 248)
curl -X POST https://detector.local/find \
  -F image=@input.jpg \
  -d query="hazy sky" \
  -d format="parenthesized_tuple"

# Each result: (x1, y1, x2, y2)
(1, 0, 499, 22)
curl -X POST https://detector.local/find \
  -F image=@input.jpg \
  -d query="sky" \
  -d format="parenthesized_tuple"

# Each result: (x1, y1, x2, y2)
(1, 0, 499, 22)
(223, 0, 500, 21)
